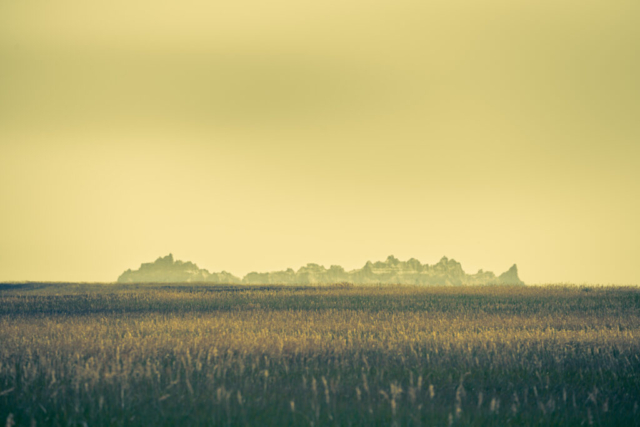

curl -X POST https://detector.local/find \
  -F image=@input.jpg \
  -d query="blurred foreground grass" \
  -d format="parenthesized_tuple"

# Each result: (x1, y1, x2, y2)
(1, 283, 639, 426)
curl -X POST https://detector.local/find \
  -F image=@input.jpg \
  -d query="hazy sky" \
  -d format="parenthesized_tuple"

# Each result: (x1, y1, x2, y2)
(1, 0, 639, 284)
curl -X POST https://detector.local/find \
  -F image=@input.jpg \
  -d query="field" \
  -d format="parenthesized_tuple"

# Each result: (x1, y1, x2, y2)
(1, 283, 639, 426)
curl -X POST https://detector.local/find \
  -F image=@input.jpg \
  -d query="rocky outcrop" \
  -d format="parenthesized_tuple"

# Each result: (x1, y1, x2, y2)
(118, 254, 524, 285)
(117, 254, 240, 284)
(497, 264, 524, 285)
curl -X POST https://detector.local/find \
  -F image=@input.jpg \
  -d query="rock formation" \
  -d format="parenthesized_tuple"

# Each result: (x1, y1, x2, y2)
(497, 264, 524, 285)
(117, 254, 241, 284)
(117, 254, 524, 285)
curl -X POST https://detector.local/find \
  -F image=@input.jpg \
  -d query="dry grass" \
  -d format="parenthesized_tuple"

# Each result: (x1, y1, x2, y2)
(0, 284, 639, 425)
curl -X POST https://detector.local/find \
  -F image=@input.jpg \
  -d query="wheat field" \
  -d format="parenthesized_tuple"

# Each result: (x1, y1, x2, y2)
(1, 284, 639, 426)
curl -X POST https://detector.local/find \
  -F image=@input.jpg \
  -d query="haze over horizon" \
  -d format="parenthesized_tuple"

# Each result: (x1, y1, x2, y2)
(1, 0, 639, 284)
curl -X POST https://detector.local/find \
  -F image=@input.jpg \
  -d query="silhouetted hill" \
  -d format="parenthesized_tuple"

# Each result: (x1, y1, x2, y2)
(117, 254, 524, 285)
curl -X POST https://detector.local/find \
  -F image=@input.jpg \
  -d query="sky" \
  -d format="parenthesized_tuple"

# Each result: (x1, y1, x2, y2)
(1, 0, 639, 284)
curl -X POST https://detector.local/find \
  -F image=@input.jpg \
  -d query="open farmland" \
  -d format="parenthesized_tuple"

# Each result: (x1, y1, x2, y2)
(1, 284, 639, 426)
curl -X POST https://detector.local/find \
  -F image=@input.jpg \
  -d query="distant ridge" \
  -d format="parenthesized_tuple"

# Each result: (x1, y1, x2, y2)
(117, 254, 524, 285)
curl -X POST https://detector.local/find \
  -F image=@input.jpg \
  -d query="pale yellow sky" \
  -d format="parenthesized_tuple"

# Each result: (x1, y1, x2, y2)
(1, 0, 639, 284)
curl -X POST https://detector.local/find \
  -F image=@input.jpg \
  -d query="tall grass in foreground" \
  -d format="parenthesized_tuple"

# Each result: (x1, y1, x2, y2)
(0, 285, 639, 426)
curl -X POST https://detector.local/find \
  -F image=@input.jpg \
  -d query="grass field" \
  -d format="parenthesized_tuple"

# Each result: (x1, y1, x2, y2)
(1, 283, 639, 426)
